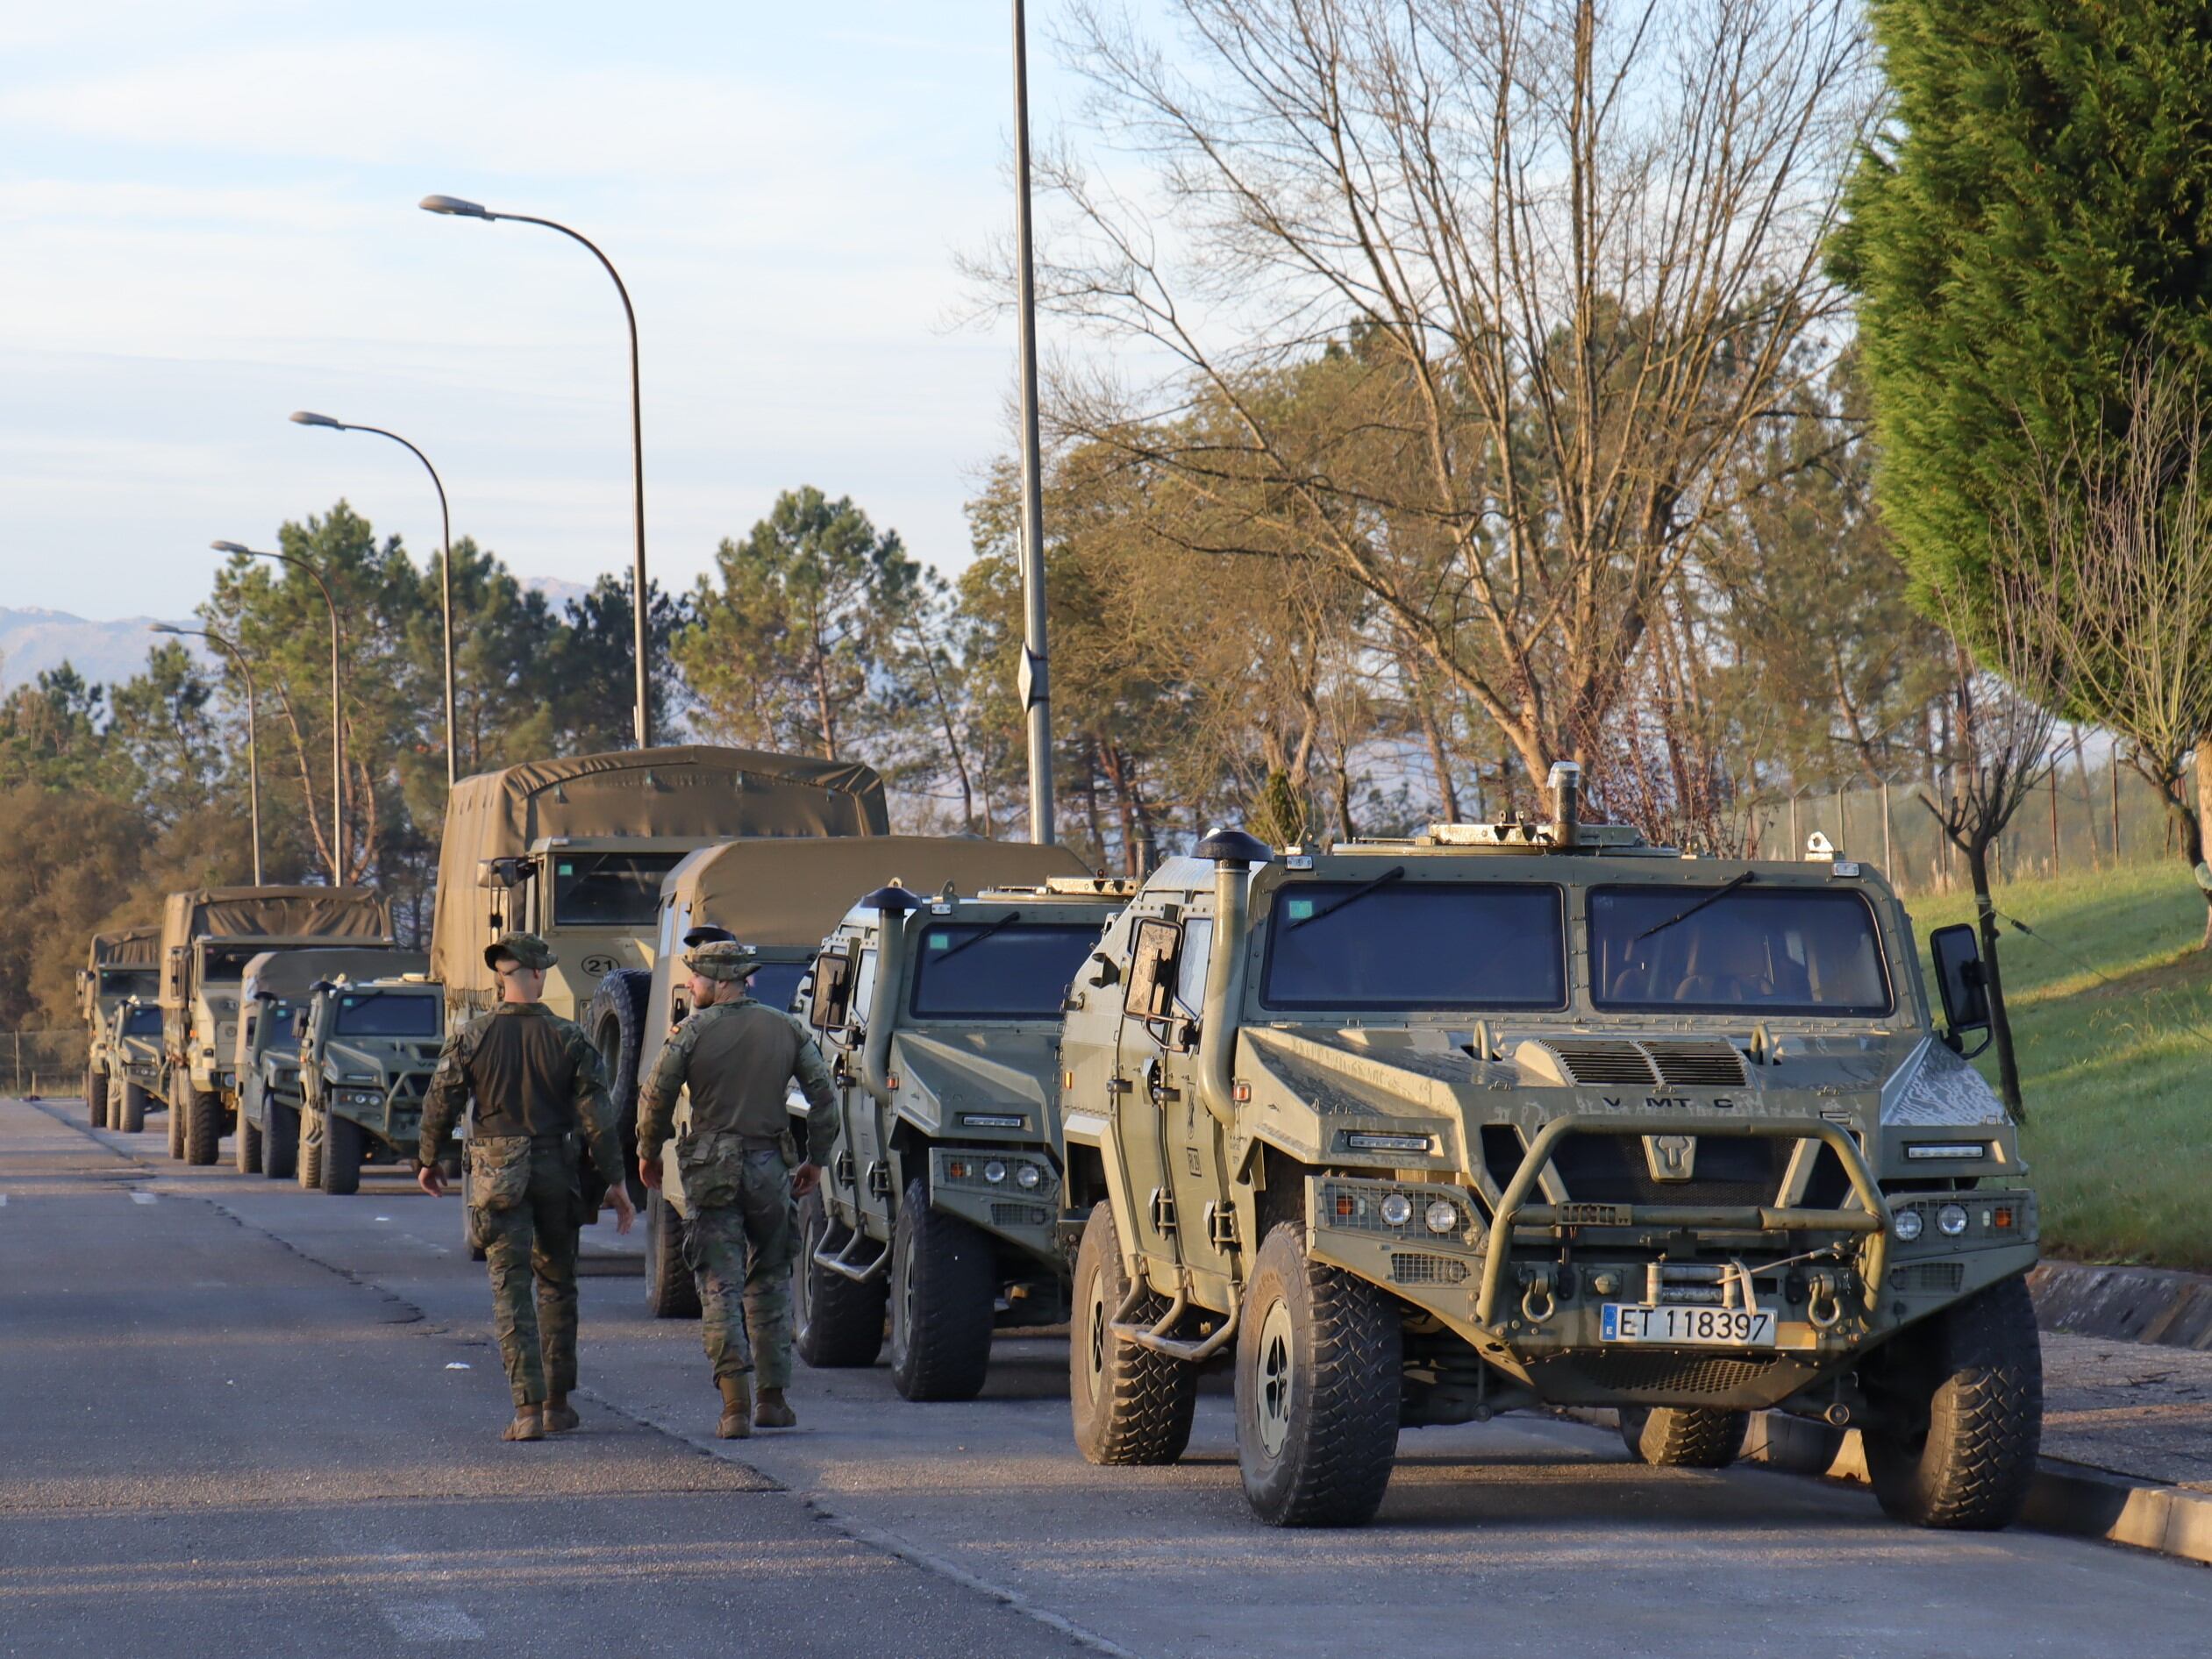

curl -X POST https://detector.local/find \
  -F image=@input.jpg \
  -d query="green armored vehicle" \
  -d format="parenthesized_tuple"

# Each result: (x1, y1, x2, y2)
(105, 998, 167, 1133)
(618, 835, 1089, 1321)
(297, 968, 443, 1195)
(156, 886, 394, 1165)
(81, 926, 160, 1129)
(1061, 765, 2042, 1530)
(236, 947, 422, 1180)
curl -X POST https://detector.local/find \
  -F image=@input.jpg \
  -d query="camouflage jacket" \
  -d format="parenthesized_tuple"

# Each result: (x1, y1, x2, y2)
(417, 1003, 624, 1184)
(637, 996, 838, 1167)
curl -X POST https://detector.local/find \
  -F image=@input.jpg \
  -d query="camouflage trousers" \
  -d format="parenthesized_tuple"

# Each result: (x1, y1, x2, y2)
(467, 1141, 582, 1407)
(683, 1149, 797, 1389)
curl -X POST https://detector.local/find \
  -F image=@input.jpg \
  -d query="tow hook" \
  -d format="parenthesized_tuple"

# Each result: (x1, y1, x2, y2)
(1807, 1270, 1845, 1330)
(1519, 1265, 1557, 1327)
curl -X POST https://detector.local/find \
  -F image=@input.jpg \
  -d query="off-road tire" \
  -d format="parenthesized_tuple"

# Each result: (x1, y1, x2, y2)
(87, 1068, 110, 1130)
(185, 1087, 222, 1166)
(117, 1079, 147, 1135)
(1864, 1274, 2044, 1530)
(1070, 1201, 1197, 1466)
(321, 1112, 363, 1196)
(1235, 1221, 1401, 1527)
(887, 1178, 995, 1401)
(234, 1107, 263, 1175)
(167, 1088, 185, 1159)
(642, 1188, 703, 1319)
(794, 1187, 886, 1367)
(1617, 1406, 1750, 1469)
(587, 968, 653, 1204)
(263, 1100, 298, 1178)
(297, 1108, 325, 1191)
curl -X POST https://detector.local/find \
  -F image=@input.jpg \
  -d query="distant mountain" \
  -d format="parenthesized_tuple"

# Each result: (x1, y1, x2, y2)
(0, 607, 201, 693)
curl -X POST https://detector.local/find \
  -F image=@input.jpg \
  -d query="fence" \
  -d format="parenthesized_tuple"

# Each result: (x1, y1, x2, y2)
(3, 1030, 89, 1098)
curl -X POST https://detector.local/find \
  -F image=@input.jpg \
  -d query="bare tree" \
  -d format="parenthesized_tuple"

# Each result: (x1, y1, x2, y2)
(1001, 0, 1871, 797)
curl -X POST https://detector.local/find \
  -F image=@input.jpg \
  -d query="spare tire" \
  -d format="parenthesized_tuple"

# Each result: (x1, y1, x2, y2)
(587, 969, 653, 1204)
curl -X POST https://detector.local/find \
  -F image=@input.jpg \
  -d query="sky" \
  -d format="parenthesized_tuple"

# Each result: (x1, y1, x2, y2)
(0, 0, 1112, 621)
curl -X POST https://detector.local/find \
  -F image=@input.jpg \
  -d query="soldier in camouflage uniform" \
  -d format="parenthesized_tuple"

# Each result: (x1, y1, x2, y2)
(419, 933, 637, 1442)
(638, 937, 838, 1439)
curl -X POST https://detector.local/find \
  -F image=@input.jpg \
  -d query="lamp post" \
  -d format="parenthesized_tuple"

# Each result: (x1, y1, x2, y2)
(290, 411, 457, 788)
(153, 624, 260, 884)
(211, 542, 346, 885)
(418, 193, 653, 750)
(1011, 0, 1054, 844)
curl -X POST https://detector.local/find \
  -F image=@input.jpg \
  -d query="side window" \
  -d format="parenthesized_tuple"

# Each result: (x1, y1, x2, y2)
(1174, 918, 1213, 1017)
(850, 949, 880, 1028)
(810, 951, 854, 1029)
(1122, 919, 1181, 1021)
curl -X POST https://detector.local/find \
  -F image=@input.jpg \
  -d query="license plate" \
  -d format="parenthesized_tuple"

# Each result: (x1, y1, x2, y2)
(1602, 1304, 1776, 1347)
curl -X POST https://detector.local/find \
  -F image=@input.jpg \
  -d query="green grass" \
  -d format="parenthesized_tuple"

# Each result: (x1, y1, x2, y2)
(1902, 861, 2212, 1270)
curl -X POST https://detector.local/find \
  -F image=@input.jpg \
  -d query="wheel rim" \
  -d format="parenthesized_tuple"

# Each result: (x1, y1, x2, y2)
(890, 1230, 914, 1364)
(795, 1205, 818, 1335)
(1083, 1271, 1109, 1402)
(1255, 1296, 1295, 1458)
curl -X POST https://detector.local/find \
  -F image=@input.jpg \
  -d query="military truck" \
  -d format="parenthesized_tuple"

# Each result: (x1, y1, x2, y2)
(1060, 765, 2043, 1531)
(157, 886, 393, 1166)
(105, 998, 166, 1133)
(297, 969, 445, 1195)
(794, 870, 1137, 1399)
(236, 946, 422, 1179)
(81, 926, 160, 1129)
(615, 836, 1091, 1322)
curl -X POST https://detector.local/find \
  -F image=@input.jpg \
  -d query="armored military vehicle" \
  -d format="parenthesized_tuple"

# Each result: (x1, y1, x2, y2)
(614, 835, 1092, 1320)
(105, 998, 166, 1133)
(236, 947, 423, 1179)
(297, 969, 444, 1195)
(1061, 765, 2042, 1530)
(158, 886, 393, 1166)
(81, 926, 159, 1129)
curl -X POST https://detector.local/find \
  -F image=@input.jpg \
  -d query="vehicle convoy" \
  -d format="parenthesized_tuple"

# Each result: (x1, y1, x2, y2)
(235, 947, 424, 1181)
(612, 835, 1091, 1320)
(80, 925, 160, 1129)
(791, 868, 1137, 1400)
(105, 999, 167, 1133)
(157, 886, 393, 1167)
(1061, 765, 2043, 1530)
(296, 969, 445, 1195)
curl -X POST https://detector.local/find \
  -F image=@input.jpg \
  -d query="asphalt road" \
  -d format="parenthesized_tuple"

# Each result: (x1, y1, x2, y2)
(6, 1095, 2209, 1658)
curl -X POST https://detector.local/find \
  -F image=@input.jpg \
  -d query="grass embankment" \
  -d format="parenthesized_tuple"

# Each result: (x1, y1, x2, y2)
(1902, 862, 2212, 1271)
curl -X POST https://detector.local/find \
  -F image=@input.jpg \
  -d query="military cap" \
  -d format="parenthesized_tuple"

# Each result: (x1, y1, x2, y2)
(484, 931, 557, 972)
(684, 938, 760, 982)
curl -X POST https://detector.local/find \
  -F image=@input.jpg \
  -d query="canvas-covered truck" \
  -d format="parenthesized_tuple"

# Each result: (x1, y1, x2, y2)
(236, 946, 423, 1179)
(1061, 765, 2043, 1531)
(105, 998, 167, 1133)
(613, 836, 1092, 1320)
(790, 868, 1135, 1400)
(297, 970, 445, 1195)
(81, 926, 160, 1129)
(158, 886, 393, 1166)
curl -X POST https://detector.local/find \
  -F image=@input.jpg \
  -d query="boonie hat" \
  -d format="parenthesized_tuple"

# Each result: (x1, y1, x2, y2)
(485, 931, 557, 972)
(685, 938, 760, 982)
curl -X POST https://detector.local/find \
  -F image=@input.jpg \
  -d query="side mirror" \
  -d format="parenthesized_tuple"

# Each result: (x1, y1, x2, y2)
(1929, 924, 1990, 1036)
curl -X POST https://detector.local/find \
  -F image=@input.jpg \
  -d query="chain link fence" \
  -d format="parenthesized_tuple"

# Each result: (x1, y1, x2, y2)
(1, 1030, 90, 1098)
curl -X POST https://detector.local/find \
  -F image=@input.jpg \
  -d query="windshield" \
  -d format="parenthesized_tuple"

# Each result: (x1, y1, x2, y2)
(1588, 885, 1891, 1015)
(332, 993, 441, 1037)
(746, 962, 809, 1015)
(99, 969, 156, 998)
(551, 852, 686, 927)
(123, 1005, 162, 1036)
(199, 944, 264, 981)
(907, 922, 1100, 1020)
(1260, 881, 1566, 1009)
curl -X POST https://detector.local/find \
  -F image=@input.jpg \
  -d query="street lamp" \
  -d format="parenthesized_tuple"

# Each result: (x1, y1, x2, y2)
(419, 192, 653, 750)
(290, 410, 457, 788)
(1011, 0, 1055, 844)
(153, 624, 261, 885)
(211, 541, 346, 885)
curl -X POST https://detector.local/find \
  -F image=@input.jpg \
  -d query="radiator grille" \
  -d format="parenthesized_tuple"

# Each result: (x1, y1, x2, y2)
(990, 1202, 1051, 1228)
(1645, 1039, 1748, 1087)
(1389, 1252, 1469, 1285)
(1551, 1134, 1791, 1208)
(1892, 1260, 1965, 1294)
(1581, 1352, 1780, 1396)
(1543, 1039, 1659, 1086)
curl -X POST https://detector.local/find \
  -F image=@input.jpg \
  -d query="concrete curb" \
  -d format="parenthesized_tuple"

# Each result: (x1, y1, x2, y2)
(2030, 1260, 2212, 1352)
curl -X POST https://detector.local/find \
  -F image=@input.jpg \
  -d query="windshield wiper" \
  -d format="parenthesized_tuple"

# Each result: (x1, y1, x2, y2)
(930, 911, 1021, 966)
(1288, 865, 1406, 931)
(1633, 871, 1757, 944)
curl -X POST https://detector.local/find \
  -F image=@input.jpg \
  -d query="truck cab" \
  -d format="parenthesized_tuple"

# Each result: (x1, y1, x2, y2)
(474, 837, 703, 1022)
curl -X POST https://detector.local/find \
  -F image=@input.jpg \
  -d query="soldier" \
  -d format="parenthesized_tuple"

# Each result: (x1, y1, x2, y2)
(418, 932, 636, 1442)
(637, 936, 837, 1439)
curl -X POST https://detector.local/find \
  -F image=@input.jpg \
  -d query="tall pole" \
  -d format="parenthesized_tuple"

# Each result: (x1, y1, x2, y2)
(291, 414, 457, 787)
(1012, 0, 1054, 844)
(154, 626, 260, 884)
(419, 196, 651, 749)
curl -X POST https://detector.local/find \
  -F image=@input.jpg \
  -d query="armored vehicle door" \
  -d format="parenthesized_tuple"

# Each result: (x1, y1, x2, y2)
(841, 943, 896, 1235)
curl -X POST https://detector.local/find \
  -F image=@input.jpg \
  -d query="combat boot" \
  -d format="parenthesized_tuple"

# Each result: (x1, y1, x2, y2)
(717, 1376, 753, 1440)
(503, 1405, 545, 1442)
(543, 1393, 580, 1434)
(753, 1388, 796, 1429)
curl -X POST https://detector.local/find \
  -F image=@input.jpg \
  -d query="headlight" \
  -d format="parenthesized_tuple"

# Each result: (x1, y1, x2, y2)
(1379, 1193, 1412, 1227)
(983, 1160, 1007, 1185)
(1894, 1208, 1924, 1242)
(1424, 1200, 1459, 1235)
(1937, 1203, 1969, 1237)
(1014, 1164, 1042, 1190)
